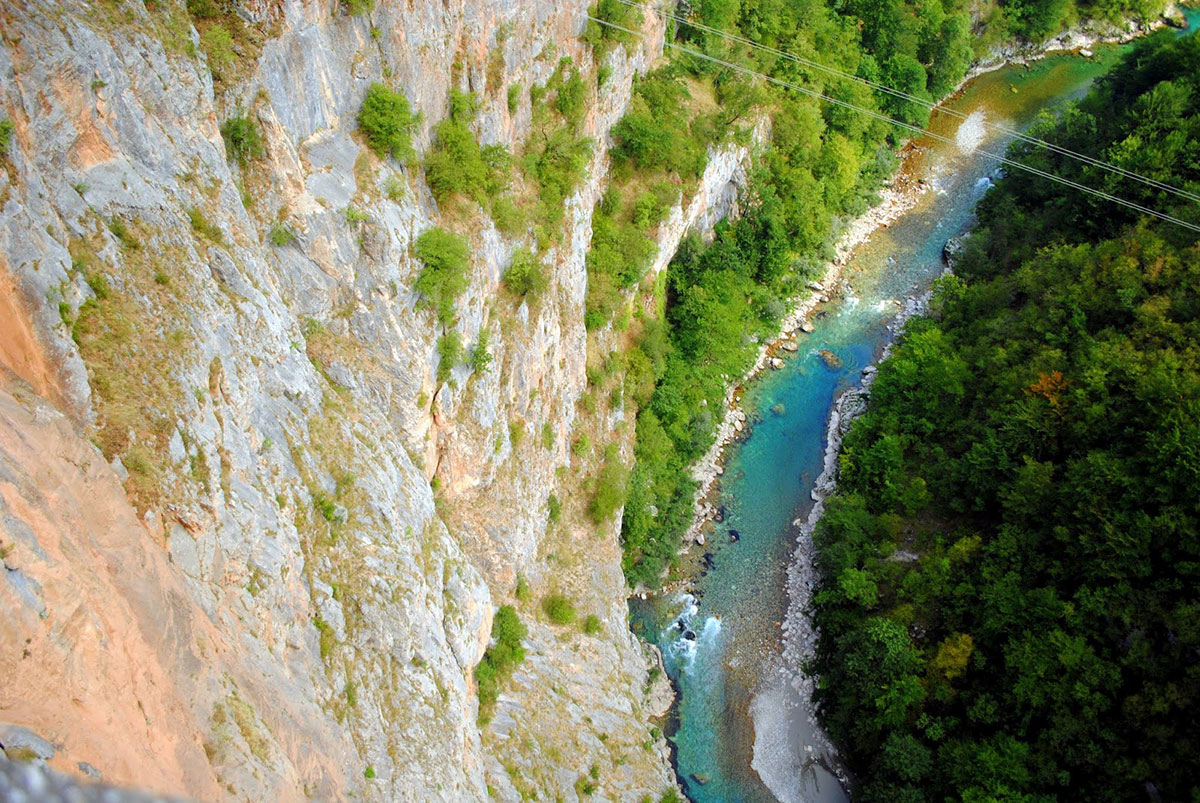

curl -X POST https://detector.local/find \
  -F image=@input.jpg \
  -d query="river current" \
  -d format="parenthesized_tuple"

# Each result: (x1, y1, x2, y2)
(629, 11, 1200, 801)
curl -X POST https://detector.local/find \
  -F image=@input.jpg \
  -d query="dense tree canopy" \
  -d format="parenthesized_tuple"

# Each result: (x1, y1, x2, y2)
(811, 32, 1200, 801)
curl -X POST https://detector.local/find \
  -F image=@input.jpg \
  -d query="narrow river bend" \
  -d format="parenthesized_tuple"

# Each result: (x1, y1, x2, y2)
(628, 18, 1199, 800)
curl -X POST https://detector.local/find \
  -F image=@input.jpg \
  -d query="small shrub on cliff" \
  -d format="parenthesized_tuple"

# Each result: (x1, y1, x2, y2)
(523, 127, 592, 230)
(268, 223, 296, 247)
(554, 67, 587, 129)
(583, 614, 602, 635)
(543, 593, 577, 625)
(0, 118, 14, 157)
(503, 247, 548, 300)
(188, 207, 223, 242)
(436, 330, 463, 384)
(200, 24, 235, 81)
(343, 0, 374, 15)
(582, 0, 643, 57)
(220, 114, 264, 166)
(107, 218, 140, 250)
(413, 227, 470, 326)
(475, 605, 526, 722)
(469, 328, 493, 374)
(358, 82, 416, 162)
(588, 449, 629, 523)
(425, 90, 511, 206)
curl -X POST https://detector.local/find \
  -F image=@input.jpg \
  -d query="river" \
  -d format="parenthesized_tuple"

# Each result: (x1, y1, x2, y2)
(628, 11, 1200, 802)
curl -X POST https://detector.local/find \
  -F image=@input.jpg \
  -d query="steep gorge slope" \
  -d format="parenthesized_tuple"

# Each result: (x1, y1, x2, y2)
(0, 0, 751, 798)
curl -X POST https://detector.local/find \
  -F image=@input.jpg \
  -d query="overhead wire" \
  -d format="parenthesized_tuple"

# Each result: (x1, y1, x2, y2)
(547, 2, 1200, 233)
(604, 0, 1200, 206)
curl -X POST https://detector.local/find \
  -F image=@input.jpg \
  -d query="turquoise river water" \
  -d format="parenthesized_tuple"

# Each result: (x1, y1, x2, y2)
(630, 10, 1200, 802)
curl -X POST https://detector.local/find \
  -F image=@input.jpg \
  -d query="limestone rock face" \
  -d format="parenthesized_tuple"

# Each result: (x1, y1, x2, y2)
(0, 0, 754, 799)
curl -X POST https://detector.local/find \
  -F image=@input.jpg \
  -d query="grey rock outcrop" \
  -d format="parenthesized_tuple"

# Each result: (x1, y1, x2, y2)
(0, 0, 754, 799)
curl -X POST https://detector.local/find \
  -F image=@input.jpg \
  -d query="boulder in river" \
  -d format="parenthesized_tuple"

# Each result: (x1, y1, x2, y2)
(729, 529, 740, 543)
(770, 403, 786, 416)
(780, 340, 799, 352)
(818, 349, 843, 370)
(800, 320, 815, 333)
(942, 232, 971, 267)
(770, 357, 785, 370)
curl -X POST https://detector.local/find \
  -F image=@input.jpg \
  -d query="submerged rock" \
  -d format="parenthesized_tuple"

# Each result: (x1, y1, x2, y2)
(770, 403, 786, 416)
(818, 349, 843, 370)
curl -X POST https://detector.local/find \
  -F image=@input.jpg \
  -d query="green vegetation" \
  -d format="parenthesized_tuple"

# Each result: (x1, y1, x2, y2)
(343, 205, 370, 225)
(313, 615, 335, 660)
(589, 445, 629, 524)
(811, 33, 1200, 802)
(470, 328, 493, 373)
(611, 72, 708, 180)
(522, 59, 595, 236)
(425, 90, 511, 207)
(343, 0, 374, 15)
(436, 330, 463, 384)
(582, 614, 602, 635)
(413, 227, 470, 326)
(185, 0, 223, 17)
(220, 114, 264, 166)
(188, 207, 223, 243)
(542, 593, 577, 625)
(475, 605, 527, 722)
(200, 24, 235, 80)
(107, 218, 140, 250)
(502, 247, 548, 300)
(0, 118, 13, 157)
(358, 83, 416, 162)
(268, 223, 296, 247)
(609, 0, 1000, 587)
(582, 0, 643, 59)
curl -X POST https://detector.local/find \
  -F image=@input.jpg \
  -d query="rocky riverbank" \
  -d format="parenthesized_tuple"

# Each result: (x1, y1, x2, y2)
(676, 2, 1188, 553)
(680, 171, 929, 549)
(964, 3, 1186, 83)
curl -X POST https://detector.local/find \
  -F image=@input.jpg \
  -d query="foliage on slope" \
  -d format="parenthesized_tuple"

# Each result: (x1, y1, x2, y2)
(810, 31, 1200, 802)
(608, 0, 966, 586)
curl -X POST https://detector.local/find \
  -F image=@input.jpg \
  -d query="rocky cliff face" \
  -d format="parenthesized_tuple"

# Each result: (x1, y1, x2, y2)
(0, 0, 755, 800)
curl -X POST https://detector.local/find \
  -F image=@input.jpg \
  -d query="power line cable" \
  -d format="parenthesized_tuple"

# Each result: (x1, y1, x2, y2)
(604, 0, 1200, 206)
(551, 3, 1200, 233)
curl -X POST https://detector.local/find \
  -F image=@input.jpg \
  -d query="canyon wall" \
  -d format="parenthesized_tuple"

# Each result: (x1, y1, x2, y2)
(0, 0, 755, 799)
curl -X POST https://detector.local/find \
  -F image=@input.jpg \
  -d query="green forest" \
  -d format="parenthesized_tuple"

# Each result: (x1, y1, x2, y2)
(810, 32, 1200, 801)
